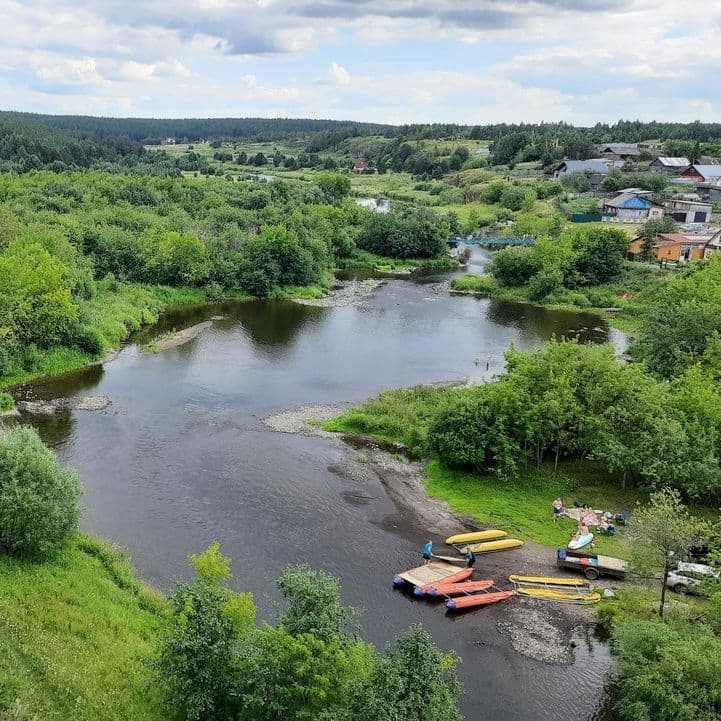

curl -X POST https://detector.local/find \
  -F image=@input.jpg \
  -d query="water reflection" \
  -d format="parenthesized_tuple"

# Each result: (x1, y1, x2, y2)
(11, 267, 621, 721)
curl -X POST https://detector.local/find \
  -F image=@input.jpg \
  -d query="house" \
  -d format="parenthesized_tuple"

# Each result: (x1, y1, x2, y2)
(352, 160, 369, 173)
(679, 164, 721, 185)
(652, 233, 712, 262)
(697, 181, 721, 203)
(552, 159, 618, 189)
(703, 229, 721, 257)
(639, 141, 663, 152)
(649, 157, 690, 174)
(164, 137, 176, 145)
(597, 143, 641, 160)
(602, 191, 664, 224)
(475, 147, 490, 156)
(664, 198, 713, 224)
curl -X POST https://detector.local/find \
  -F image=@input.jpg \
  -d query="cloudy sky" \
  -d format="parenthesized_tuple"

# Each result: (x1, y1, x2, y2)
(0, 0, 719, 124)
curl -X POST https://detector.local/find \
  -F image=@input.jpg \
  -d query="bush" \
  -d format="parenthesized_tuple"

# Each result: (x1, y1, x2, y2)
(499, 186, 528, 211)
(0, 426, 81, 557)
(0, 392, 13, 412)
(488, 246, 538, 286)
(527, 266, 563, 301)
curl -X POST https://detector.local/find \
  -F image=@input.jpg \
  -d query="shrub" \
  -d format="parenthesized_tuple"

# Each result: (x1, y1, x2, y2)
(488, 246, 538, 286)
(0, 392, 13, 412)
(0, 426, 81, 557)
(527, 266, 563, 301)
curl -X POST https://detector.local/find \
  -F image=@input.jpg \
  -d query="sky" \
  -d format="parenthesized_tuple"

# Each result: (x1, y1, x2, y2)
(0, 0, 719, 125)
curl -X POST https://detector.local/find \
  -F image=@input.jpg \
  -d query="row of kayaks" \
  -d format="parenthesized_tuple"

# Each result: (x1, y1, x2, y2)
(398, 569, 601, 612)
(445, 529, 524, 555)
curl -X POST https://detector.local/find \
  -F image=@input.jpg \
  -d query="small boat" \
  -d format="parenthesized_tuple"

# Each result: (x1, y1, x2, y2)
(568, 532, 594, 550)
(446, 590, 515, 611)
(413, 568, 473, 597)
(430, 553, 468, 565)
(427, 579, 494, 598)
(458, 539, 524, 554)
(509, 575, 590, 588)
(515, 587, 601, 604)
(445, 530, 507, 546)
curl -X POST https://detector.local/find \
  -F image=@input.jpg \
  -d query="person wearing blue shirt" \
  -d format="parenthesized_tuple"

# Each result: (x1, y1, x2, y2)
(422, 540, 433, 564)
(465, 547, 476, 568)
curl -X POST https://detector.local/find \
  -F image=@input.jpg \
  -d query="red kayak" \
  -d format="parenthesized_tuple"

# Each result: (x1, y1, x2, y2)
(427, 579, 494, 598)
(414, 568, 472, 597)
(446, 590, 515, 611)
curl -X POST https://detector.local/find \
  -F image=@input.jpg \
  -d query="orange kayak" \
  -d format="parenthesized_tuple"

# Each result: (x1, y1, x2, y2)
(414, 568, 472, 597)
(427, 579, 494, 598)
(446, 590, 515, 610)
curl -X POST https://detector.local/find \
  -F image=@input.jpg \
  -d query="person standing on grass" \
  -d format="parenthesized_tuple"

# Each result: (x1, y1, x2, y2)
(422, 540, 433, 565)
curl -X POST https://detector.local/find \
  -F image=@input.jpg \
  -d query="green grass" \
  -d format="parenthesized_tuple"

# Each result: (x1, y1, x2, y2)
(0, 282, 210, 389)
(424, 459, 639, 557)
(450, 274, 502, 296)
(0, 534, 168, 721)
(0, 392, 14, 412)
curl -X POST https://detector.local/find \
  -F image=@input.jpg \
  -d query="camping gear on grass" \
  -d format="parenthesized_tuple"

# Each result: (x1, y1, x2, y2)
(568, 532, 594, 550)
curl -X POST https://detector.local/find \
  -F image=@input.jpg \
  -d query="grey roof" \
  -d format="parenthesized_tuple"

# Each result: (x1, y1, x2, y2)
(687, 164, 721, 179)
(556, 159, 611, 174)
(597, 143, 640, 155)
(653, 157, 690, 167)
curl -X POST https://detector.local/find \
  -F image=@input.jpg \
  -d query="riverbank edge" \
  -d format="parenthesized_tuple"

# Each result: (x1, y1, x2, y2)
(449, 286, 641, 335)
(263, 403, 605, 666)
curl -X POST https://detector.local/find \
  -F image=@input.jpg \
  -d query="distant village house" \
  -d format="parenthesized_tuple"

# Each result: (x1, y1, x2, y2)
(352, 160, 369, 173)
(602, 190, 664, 224)
(629, 229, 721, 263)
(649, 157, 690, 174)
(552, 159, 617, 189)
(596, 143, 641, 160)
(679, 164, 721, 185)
(664, 198, 713, 224)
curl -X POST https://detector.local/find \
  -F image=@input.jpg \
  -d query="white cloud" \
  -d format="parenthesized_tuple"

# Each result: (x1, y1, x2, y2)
(329, 62, 350, 86)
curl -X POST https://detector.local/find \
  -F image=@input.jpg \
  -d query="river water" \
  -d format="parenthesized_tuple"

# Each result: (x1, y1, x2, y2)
(17, 250, 622, 721)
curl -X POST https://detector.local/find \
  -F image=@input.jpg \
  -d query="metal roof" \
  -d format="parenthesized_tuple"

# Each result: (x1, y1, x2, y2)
(654, 157, 690, 167)
(556, 159, 611, 174)
(686, 164, 721, 179)
(605, 192, 659, 209)
(597, 143, 640, 154)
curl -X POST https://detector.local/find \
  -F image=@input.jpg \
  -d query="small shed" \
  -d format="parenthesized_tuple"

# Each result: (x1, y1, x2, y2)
(597, 143, 641, 160)
(664, 198, 713, 224)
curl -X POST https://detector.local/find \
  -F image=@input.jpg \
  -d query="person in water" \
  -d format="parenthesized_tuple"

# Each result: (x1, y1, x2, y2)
(422, 540, 433, 564)
(466, 547, 476, 568)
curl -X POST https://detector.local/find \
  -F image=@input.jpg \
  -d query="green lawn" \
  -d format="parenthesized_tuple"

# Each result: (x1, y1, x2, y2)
(0, 535, 169, 721)
(425, 459, 639, 557)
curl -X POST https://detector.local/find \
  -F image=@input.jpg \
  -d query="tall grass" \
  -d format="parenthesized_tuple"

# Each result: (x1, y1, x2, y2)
(0, 534, 168, 721)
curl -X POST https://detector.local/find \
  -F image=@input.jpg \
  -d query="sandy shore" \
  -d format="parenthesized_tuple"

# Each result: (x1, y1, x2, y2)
(263, 402, 599, 664)
(147, 320, 214, 352)
(290, 279, 383, 308)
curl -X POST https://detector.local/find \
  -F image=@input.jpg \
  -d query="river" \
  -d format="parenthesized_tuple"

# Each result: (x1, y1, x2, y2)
(16, 250, 622, 721)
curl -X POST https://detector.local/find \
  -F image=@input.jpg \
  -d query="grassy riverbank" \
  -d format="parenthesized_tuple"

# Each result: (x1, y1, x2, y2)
(0, 282, 211, 390)
(337, 248, 459, 273)
(0, 534, 168, 721)
(451, 262, 671, 335)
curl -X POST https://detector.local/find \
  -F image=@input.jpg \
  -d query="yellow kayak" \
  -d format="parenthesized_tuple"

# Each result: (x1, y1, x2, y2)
(445, 530, 507, 546)
(509, 575, 590, 588)
(459, 539, 524, 554)
(516, 587, 601, 604)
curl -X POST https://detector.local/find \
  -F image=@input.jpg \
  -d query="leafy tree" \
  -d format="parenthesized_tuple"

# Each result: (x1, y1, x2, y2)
(0, 426, 80, 557)
(567, 226, 629, 285)
(140, 230, 210, 285)
(613, 620, 721, 721)
(0, 240, 78, 347)
(498, 185, 528, 211)
(559, 172, 591, 193)
(277, 565, 358, 643)
(156, 543, 255, 721)
(629, 488, 705, 617)
(490, 132, 528, 165)
(316, 173, 351, 205)
(346, 625, 462, 721)
(448, 146, 470, 171)
(487, 246, 538, 286)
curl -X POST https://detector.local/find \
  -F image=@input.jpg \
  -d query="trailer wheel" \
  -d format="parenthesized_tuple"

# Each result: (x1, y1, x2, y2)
(584, 568, 599, 581)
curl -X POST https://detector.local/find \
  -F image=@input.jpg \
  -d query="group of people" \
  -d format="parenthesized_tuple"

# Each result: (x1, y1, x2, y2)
(422, 540, 476, 568)
(552, 498, 620, 536)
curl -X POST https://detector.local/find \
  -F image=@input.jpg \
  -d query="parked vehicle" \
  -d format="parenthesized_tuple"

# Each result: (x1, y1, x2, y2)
(556, 548, 628, 581)
(667, 562, 719, 594)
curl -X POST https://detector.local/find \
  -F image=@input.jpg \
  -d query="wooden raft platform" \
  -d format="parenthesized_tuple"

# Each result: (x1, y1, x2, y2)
(394, 561, 462, 588)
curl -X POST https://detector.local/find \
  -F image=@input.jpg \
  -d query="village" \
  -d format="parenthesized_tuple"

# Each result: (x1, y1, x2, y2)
(552, 143, 721, 262)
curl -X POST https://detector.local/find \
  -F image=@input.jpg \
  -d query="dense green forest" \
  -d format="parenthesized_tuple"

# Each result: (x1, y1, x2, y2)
(0, 168, 450, 387)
